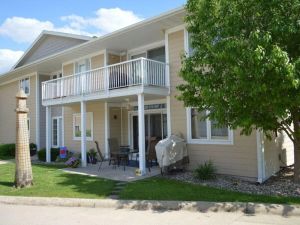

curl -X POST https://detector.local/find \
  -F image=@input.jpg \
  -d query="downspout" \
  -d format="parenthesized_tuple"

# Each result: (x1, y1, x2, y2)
(256, 130, 266, 183)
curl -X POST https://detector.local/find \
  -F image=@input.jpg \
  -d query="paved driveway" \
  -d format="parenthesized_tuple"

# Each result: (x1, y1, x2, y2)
(0, 203, 299, 225)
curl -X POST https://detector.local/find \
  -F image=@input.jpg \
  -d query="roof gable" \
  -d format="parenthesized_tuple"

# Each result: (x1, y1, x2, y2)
(14, 31, 91, 68)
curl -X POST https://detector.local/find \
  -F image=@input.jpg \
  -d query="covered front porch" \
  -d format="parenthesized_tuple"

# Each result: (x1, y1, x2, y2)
(44, 93, 171, 177)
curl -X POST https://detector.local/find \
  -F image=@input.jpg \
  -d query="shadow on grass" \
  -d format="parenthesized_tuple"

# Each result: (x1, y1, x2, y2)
(0, 181, 14, 187)
(56, 172, 115, 198)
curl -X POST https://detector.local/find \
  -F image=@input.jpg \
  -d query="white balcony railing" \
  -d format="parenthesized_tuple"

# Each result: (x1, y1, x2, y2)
(42, 58, 168, 101)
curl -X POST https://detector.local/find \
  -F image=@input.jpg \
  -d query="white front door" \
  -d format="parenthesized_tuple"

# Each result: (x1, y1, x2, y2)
(52, 117, 63, 148)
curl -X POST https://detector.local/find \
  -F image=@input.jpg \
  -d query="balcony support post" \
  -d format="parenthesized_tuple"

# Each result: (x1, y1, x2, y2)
(81, 101, 87, 167)
(46, 106, 51, 163)
(104, 101, 110, 159)
(138, 93, 146, 175)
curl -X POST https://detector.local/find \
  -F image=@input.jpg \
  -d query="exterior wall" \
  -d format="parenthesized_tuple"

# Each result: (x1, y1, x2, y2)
(0, 74, 37, 144)
(91, 54, 104, 69)
(264, 132, 294, 179)
(168, 29, 258, 180)
(63, 63, 74, 76)
(17, 36, 87, 67)
(108, 53, 121, 65)
(63, 101, 105, 154)
(109, 106, 129, 146)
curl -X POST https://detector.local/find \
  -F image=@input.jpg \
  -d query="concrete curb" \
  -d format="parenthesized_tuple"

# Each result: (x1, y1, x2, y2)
(0, 196, 299, 216)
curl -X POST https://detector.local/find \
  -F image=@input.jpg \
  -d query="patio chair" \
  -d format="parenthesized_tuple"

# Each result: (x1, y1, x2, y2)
(95, 141, 113, 171)
(108, 138, 130, 170)
(147, 137, 159, 170)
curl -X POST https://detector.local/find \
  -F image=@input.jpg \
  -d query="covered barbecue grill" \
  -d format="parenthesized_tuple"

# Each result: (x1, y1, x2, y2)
(155, 134, 189, 174)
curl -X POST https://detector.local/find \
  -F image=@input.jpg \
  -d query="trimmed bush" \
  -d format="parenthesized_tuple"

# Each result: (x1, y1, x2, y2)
(38, 148, 60, 162)
(0, 144, 15, 159)
(193, 160, 217, 180)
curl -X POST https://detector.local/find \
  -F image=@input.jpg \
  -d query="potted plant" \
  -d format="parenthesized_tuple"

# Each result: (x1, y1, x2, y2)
(87, 148, 97, 164)
(29, 143, 37, 156)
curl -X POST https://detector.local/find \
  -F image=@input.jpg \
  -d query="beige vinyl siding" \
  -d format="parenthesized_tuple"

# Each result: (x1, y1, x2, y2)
(120, 55, 127, 62)
(110, 107, 122, 144)
(64, 101, 105, 154)
(108, 53, 120, 65)
(168, 30, 258, 179)
(264, 132, 294, 179)
(109, 107, 129, 146)
(91, 54, 104, 69)
(63, 63, 74, 76)
(0, 74, 37, 144)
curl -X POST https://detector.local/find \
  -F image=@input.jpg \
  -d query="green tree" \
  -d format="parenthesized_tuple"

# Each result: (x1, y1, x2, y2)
(178, 0, 300, 181)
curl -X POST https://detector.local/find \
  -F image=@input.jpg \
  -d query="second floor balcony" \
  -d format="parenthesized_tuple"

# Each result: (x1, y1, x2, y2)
(42, 58, 169, 106)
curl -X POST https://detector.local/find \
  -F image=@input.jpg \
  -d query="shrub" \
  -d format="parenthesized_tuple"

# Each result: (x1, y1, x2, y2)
(0, 144, 15, 158)
(37, 148, 60, 162)
(193, 160, 217, 180)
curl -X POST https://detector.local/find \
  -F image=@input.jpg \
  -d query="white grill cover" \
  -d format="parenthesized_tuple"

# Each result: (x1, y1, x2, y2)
(155, 134, 188, 168)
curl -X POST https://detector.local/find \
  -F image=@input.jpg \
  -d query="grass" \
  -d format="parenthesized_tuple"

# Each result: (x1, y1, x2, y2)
(0, 162, 115, 199)
(119, 177, 300, 205)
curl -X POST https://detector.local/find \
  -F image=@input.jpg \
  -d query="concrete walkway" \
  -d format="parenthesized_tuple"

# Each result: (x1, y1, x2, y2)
(0, 203, 299, 225)
(0, 160, 9, 165)
(63, 161, 160, 182)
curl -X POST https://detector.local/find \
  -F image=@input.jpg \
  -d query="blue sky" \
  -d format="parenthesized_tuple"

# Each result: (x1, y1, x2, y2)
(0, 0, 186, 73)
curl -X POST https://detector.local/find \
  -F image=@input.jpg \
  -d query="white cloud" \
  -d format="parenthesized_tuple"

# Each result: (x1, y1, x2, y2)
(0, 8, 143, 44)
(0, 49, 24, 74)
(62, 8, 143, 34)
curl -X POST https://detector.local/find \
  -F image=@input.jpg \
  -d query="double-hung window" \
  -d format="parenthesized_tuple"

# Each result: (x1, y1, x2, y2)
(187, 108, 233, 144)
(20, 78, 30, 95)
(73, 112, 93, 141)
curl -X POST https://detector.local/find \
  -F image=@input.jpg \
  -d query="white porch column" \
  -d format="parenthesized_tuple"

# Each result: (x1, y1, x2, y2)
(81, 101, 87, 167)
(166, 96, 172, 137)
(46, 106, 51, 163)
(104, 101, 110, 159)
(138, 93, 146, 175)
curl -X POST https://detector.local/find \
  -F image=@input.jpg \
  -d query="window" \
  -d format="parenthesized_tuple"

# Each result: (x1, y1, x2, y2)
(73, 112, 93, 141)
(20, 78, 30, 95)
(187, 108, 233, 144)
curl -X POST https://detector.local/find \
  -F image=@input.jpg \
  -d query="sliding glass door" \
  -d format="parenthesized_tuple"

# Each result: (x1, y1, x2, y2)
(132, 113, 167, 150)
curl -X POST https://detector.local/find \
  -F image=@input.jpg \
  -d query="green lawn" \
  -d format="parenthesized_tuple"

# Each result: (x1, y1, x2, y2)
(119, 177, 300, 204)
(0, 163, 115, 199)
(1, 162, 300, 204)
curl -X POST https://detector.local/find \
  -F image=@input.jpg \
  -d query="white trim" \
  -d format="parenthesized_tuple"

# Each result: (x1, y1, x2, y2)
(186, 108, 234, 145)
(72, 112, 94, 141)
(35, 74, 40, 150)
(256, 130, 266, 183)
(165, 24, 186, 35)
(19, 77, 30, 95)
(184, 28, 189, 55)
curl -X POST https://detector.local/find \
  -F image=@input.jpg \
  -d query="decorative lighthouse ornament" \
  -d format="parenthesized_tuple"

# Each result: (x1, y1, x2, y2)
(15, 89, 33, 188)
